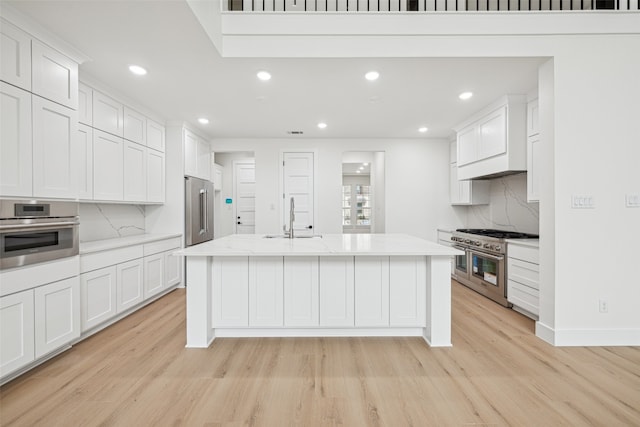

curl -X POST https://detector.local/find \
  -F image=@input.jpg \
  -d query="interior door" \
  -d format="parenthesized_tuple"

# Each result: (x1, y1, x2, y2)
(283, 152, 314, 236)
(234, 161, 255, 234)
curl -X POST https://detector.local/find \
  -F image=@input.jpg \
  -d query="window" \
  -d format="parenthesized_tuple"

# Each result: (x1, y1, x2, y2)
(342, 182, 371, 232)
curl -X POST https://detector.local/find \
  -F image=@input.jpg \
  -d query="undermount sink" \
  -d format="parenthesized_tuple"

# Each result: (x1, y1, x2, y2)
(263, 234, 323, 239)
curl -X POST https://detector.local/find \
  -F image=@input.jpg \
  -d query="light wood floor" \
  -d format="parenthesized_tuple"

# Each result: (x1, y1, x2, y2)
(1, 282, 639, 426)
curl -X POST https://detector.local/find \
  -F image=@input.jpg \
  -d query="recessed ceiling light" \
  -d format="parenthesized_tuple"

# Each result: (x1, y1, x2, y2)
(356, 170, 361, 174)
(418, 127, 428, 133)
(365, 71, 379, 81)
(257, 71, 271, 81)
(129, 65, 147, 76)
(363, 163, 369, 166)
(459, 91, 473, 100)
(359, 166, 364, 170)
(198, 118, 209, 125)
(317, 122, 327, 129)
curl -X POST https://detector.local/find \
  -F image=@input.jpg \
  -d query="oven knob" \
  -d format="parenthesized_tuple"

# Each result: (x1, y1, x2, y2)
(464, 239, 470, 244)
(495, 245, 501, 251)
(483, 243, 491, 249)
(475, 241, 481, 246)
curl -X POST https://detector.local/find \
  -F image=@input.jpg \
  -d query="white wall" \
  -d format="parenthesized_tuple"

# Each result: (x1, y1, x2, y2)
(211, 138, 464, 241)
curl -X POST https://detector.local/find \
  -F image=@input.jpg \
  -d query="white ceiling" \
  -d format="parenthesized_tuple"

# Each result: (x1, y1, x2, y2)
(5, 1, 544, 140)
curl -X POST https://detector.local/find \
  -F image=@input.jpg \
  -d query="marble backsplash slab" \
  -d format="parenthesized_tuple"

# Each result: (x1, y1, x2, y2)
(79, 204, 145, 242)
(467, 173, 539, 235)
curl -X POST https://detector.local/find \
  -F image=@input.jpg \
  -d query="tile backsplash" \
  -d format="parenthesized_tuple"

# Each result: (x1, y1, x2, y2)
(466, 173, 539, 234)
(79, 204, 145, 242)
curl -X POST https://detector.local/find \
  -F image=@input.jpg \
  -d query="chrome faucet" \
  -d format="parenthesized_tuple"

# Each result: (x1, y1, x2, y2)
(283, 196, 295, 238)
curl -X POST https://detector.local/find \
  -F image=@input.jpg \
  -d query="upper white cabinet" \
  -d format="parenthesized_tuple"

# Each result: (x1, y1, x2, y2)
(76, 124, 93, 200)
(32, 96, 78, 199)
(93, 129, 124, 201)
(123, 140, 147, 202)
(184, 129, 211, 180)
(34, 276, 80, 358)
(146, 119, 165, 152)
(527, 99, 541, 202)
(213, 164, 223, 191)
(78, 82, 93, 125)
(0, 82, 32, 197)
(146, 149, 165, 203)
(454, 95, 527, 180)
(449, 141, 489, 205)
(123, 107, 146, 145)
(93, 90, 124, 137)
(31, 40, 78, 109)
(0, 19, 31, 91)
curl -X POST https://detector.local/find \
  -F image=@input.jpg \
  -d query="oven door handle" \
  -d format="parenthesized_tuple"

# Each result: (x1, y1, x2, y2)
(0, 221, 79, 231)
(453, 245, 467, 252)
(470, 250, 504, 261)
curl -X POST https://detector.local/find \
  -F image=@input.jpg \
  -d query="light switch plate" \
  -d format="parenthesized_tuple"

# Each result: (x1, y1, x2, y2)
(571, 195, 595, 209)
(626, 193, 640, 208)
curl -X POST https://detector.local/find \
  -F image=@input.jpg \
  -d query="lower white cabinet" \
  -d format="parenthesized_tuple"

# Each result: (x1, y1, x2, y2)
(319, 256, 354, 327)
(507, 242, 540, 319)
(0, 289, 35, 378)
(389, 256, 426, 327)
(34, 277, 80, 358)
(213, 257, 249, 327)
(284, 256, 319, 327)
(80, 266, 117, 332)
(249, 256, 283, 327)
(117, 259, 144, 312)
(164, 251, 182, 288)
(354, 256, 390, 327)
(143, 253, 164, 299)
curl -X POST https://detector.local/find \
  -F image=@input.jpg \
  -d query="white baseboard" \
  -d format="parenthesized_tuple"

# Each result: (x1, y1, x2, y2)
(536, 322, 640, 346)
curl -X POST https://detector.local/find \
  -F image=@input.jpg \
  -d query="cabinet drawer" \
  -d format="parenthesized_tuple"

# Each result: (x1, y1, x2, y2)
(80, 245, 143, 273)
(507, 244, 539, 264)
(507, 257, 539, 290)
(507, 280, 539, 316)
(143, 237, 181, 256)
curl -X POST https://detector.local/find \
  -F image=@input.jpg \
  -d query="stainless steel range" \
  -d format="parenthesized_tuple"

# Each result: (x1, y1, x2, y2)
(450, 229, 538, 307)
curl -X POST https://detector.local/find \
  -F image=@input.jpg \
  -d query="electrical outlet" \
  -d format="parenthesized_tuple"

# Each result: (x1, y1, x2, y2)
(626, 193, 640, 208)
(599, 299, 608, 313)
(572, 195, 595, 209)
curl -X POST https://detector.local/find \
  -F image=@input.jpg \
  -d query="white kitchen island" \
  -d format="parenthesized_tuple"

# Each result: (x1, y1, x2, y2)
(175, 234, 462, 348)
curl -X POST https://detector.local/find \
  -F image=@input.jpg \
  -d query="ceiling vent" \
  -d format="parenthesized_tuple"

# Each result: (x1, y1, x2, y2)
(287, 130, 304, 135)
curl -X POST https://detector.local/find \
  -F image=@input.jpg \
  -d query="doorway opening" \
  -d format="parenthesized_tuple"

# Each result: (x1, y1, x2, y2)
(342, 151, 385, 234)
(213, 151, 255, 237)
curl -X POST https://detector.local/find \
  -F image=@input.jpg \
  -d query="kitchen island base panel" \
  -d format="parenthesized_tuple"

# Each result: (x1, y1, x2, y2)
(425, 256, 452, 347)
(185, 257, 214, 348)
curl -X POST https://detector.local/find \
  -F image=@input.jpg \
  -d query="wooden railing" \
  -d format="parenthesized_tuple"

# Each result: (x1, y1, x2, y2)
(226, 0, 638, 11)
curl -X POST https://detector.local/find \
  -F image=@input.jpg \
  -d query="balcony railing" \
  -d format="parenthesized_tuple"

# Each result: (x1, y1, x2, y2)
(226, 0, 638, 11)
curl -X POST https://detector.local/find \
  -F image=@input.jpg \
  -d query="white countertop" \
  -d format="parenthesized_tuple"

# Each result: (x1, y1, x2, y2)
(505, 238, 539, 248)
(175, 234, 463, 257)
(80, 233, 182, 254)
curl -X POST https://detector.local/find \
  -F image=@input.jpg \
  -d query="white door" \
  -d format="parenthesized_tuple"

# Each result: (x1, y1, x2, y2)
(234, 160, 256, 234)
(283, 152, 314, 236)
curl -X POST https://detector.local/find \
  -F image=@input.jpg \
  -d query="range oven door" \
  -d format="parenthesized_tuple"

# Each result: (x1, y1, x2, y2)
(469, 250, 505, 295)
(452, 245, 470, 281)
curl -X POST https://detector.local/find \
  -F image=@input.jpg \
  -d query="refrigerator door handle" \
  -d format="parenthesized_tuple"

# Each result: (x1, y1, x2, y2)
(204, 189, 209, 233)
(199, 189, 206, 235)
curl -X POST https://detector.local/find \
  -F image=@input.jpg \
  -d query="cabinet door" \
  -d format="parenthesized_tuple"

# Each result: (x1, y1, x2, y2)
(0, 289, 35, 378)
(319, 256, 354, 327)
(527, 135, 541, 202)
(213, 257, 249, 327)
(76, 124, 93, 200)
(146, 119, 165, 152)
(0, 19, 31, 91)
(123, 141, 147, 202)
(164, 250, 182, 288)
(32, 96, 78, 199)
(449, 162, 460, 204)
(527, 99, 539, 137)
(78, 82, 93, 125)
(117, 258, 144, 312)
(34, 276, 80, 358)
(457, 126, 477, 166)
(354, 256, 389, 327)
(93, 129, 123, 201)
(93, 91, 124, 136)
(213, 165, 223, 191)
(284, 256, 319, 327)
(389, 256, 426, 327)
(144, 253, 164, 299)
(0, 82, 32, 197)
(197, 140, 211, 181)
(249, 256, 284, 327)
(478, 107, 507, 160)
(31, 40, 78, 109)
(146, 149, 165, 203)
(80, 266, 117, 332)
(123, 107, 146, 145)
(183, 129, 198, 177)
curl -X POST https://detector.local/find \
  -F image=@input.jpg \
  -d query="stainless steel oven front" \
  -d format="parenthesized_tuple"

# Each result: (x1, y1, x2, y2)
(0, 200, 79, 269)
(452, 245, 470, 282)
(468, 249, 506, 303)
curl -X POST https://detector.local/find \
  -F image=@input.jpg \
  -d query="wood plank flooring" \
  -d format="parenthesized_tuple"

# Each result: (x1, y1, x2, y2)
(1, 281, 639, 426)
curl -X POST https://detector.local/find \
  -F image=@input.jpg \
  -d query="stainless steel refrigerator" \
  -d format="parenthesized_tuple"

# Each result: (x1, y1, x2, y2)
(185, 176, 214, 246)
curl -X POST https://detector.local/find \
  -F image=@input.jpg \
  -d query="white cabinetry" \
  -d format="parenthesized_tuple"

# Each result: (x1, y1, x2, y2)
(146, 149, 165, 203)
(284, 256, 319, 327)
(123, 107, 146, 144)
(78, 82, 93, 125)
(319, 256, 354, 327)
(117, 259, 144, 313)
(93, 129, 124, 201)
(123, 140, 147, 202)
(76, 124, 93, 200)
(80, 266, 117, 332)
(213, 257, 249, 327)
(0, 289, 35, 378)
(527, 99, 541, 202)
(0, 82, 32, 197)
(454, 95, 527, 180)
(32, 96, 78, 199)
(354, 256, 389, 327)
(184, 129, 211, 180)
(34, 276, 80, 358)
(31, 40, 78, 109)
(389, 256, 426, 327)
(164, 251, 182, 288)
(93, 90, 124, 137)
(507, 242, 540, 319)
(143, 253, 164, 299)
(213, 164, 223, 191)
(0, 19, 32, 90)
(146, 119, 165, 152)
(249, 256, 284, 326)
(449, 141, 489, 205)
